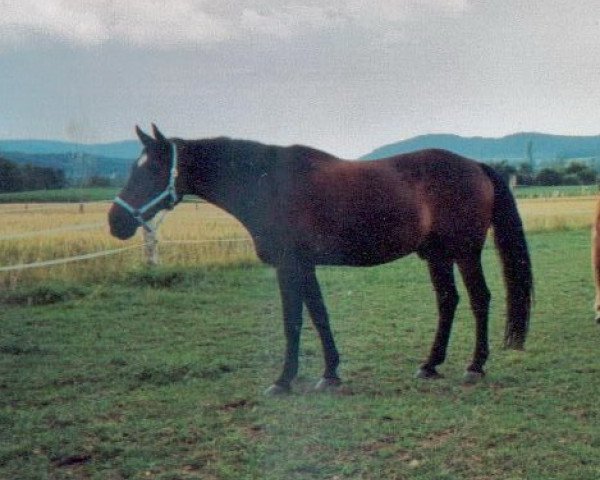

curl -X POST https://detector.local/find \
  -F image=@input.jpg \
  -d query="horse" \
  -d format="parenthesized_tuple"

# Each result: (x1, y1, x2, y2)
(592, 199, 600, 323)
(108, 124, 533, 395)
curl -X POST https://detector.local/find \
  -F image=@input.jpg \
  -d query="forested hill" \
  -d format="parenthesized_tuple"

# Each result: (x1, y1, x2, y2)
(361, 133, 600, 162)
(0, 155, 66, 192)
(0, 140, 140, 180)
(0, 139, 140, 159)
(4, 133, 600, 178)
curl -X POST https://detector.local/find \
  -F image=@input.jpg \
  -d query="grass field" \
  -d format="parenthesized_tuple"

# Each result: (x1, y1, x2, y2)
(1, 209, 599, 478)
(0, 187, 119, 203)
(0, 184, 597, 204)
(512, 184, 599, 198)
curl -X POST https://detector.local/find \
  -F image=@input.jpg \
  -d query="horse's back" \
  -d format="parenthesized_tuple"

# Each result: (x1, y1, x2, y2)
(278, 148, 494, 265)
(386, 149, 495, 256)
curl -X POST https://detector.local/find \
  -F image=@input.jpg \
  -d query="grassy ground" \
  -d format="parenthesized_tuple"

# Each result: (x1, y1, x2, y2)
(512, 184, 599, 198)
(0, 184, 597, 204)
(0, 188, 119, 203)
(1, 228, 598, 479)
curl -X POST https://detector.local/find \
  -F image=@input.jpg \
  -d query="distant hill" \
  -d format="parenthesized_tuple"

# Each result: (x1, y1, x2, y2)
(0, 140, 140, 180)
(0, 139, 140, 159)
(361, 133, 600, 163)
(4, 133, 600, 181)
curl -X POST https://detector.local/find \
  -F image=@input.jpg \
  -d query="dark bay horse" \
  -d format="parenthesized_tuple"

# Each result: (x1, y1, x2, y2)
(108, 125, 533, 394)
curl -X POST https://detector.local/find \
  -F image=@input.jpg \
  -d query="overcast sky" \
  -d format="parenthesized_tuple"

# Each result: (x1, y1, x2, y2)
(1, 1, 599, 158)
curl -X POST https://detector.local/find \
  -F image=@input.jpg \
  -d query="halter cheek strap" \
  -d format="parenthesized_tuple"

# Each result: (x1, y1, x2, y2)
(113, 141, 179, 234)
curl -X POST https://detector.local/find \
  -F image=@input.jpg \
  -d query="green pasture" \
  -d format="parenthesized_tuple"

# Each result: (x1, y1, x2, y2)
(0, 188, 119, 204)
(0, 183, 598, 204)
(1, 229, 598, 479)
(0, 188, 204, 204)
(512, 184, 598, 198)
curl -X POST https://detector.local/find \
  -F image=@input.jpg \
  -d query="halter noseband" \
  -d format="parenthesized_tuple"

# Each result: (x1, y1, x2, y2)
(113, 141, 179, 234)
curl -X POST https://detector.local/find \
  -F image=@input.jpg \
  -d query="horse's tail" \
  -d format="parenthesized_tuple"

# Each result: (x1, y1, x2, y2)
(480, 163, 533, 349)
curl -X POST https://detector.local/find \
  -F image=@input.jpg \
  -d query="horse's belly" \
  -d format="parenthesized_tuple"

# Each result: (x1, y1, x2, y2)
(311, 233, 417, 266)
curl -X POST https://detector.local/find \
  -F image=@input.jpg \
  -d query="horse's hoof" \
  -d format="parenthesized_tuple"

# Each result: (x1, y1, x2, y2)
(415, 367, 443, 380)
(314, 377, 342, 392)
(463, 370, 485, 384)
(264, 383, 291, 396)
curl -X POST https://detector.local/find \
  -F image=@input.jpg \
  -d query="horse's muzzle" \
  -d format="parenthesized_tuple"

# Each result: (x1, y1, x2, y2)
(108, 203, 139, 240)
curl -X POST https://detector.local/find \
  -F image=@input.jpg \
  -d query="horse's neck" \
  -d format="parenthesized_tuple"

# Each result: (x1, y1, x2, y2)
(183, 139, 272, 228)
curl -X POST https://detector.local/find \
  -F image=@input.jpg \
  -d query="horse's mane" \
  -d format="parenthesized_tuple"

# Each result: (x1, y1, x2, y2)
(184, 137, 337, 175)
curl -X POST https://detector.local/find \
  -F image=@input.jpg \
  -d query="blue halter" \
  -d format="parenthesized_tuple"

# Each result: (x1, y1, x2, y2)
(113, 141, 179, 233)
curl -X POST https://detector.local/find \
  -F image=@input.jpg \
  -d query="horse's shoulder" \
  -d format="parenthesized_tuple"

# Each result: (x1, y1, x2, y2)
(389, 149, 478, 170)
(287, 144, 337, 159)
(280, 145, 338, 172)
(403, 148, 468, 161)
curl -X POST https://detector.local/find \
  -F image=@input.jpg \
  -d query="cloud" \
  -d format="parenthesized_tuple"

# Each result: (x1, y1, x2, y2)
(0, 0, 232, 47)
(239, 5, 334, 39)
(1, 1, 109, 45)
(0, 0, 469, 48)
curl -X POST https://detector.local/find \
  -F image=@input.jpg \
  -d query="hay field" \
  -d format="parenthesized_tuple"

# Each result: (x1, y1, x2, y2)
(0, 202, 254, 286)
(0, 196, 597, 286)
(518, 195, 597, 232)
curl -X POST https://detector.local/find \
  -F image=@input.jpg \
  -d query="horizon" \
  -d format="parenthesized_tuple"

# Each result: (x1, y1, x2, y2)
(3, 129, 600, 148)
(1, 1, 599, 158)
(3, 130, 600, 166)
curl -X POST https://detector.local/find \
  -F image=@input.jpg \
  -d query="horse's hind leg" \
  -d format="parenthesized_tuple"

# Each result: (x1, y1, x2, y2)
(417, 256, 458, 379)
(457, 254, 491, 383)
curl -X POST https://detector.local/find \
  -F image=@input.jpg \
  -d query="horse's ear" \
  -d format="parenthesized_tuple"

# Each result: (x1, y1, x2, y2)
(136, 125, 155, 148)
(151, 123, 168, 144)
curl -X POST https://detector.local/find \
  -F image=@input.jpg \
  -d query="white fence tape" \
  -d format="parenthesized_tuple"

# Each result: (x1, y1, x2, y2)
(0, 237, 254, 273)
(161, 238, 251, 245)
(0, 244, 146, 272)
(0, 199, 253, 273)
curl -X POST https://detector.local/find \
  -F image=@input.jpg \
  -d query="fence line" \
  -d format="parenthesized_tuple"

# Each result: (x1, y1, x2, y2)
(0, 244, 147, 272)
(0, 215, 240, 242)
(0, 201, 110, 212)
(161, 238, 251, 245)
(0, 237, 255, 273)
(0, 198, 251, 272)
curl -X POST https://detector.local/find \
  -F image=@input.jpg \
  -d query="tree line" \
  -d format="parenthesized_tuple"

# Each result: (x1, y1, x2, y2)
(488, 160, 597, 186)
(0, 156, 67, 192)
(1, 153, 598, 193)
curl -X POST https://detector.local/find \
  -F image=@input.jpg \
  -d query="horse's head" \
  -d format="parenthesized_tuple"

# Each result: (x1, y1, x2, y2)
(108, 124, 182, 240)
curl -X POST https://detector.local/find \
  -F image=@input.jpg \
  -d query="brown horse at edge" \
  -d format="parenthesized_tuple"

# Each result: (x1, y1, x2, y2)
(592, 200, 600, 322)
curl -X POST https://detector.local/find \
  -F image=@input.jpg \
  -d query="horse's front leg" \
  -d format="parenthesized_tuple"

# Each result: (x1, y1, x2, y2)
(302, 266, 341, 391)
(264, 260, 304, 395)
